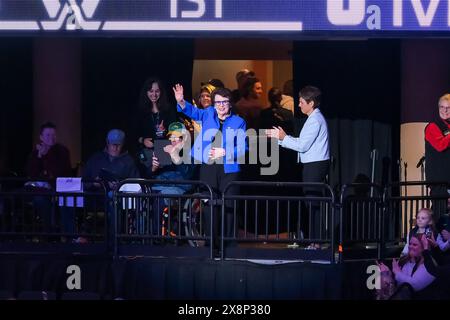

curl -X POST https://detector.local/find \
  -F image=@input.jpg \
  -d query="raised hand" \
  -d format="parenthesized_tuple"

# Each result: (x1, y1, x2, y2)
(172, 84, 185, 107)
(376, 260, 390, 273)
(421, 235, 430, 250)
(428, 233, 438, 248)
(36, 143, 50, 158)
(392, 258, 401, 274)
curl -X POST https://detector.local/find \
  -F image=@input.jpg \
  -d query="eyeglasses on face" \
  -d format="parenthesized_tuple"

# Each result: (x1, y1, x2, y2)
(214, 100, 230, 106)
(439, 105, 450, 111)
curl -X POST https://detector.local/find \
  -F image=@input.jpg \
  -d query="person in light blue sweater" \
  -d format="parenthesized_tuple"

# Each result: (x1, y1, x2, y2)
(266, 86, 330, 245)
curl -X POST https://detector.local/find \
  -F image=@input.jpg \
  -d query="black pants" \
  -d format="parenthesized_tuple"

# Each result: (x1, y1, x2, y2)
(200, 164, 239, 243)
(302, 160, 330, 239)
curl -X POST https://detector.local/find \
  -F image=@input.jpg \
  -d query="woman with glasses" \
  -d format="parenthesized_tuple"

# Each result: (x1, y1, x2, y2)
(173, 84, 247, 248)
(425, 93, 450, 217)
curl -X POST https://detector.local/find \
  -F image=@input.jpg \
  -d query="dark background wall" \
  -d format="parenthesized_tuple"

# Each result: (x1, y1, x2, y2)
(293, 40, 401, 188)
(401, 40, 450, 124)
(0, 37, 430, 189)
(0, 39, 33, 176)
(81, 38, 194, 161)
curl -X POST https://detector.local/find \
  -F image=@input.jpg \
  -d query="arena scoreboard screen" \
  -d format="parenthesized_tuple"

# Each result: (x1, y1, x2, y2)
(0, 0, 449, 36)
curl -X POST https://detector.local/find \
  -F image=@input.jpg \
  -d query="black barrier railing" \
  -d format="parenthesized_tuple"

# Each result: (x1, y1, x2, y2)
(339, 183, 384, 261)
(0, 178, 108, 254)
(113, 179, 215, 259)
(383, 181, 449, 247)
(337, 181, 449, 262)
(0, 178, 448, 262)
(221, 181, 336, 263)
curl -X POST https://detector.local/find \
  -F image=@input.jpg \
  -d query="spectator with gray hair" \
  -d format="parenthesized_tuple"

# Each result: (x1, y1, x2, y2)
(83, 129, 140, 189)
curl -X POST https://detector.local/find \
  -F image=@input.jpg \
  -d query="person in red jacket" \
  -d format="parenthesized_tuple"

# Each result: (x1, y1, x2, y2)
(425, 94, 450, 218)
(26, 122, 72, 235)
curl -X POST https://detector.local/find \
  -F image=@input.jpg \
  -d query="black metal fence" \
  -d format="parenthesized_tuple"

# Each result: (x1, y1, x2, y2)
(0, 178, 448, 262)
(0, 178, 107, 254)
(339, 181, 449, 261)
(221, 181, 336, 262)
(113, 179, 215, 259)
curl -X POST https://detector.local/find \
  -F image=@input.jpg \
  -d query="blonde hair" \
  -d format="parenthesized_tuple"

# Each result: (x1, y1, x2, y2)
(416, 208, 434, 227)
(439, 93, 450, 105)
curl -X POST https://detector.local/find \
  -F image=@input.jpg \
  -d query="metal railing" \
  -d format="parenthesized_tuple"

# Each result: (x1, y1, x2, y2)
(221, 181, 336, 262)
(339, 183, 384, 261)
(113, 179, 215, 259)
(0, 178, 448, 262)
(0, 178, 107, 254)
(383, 181, 449, 245)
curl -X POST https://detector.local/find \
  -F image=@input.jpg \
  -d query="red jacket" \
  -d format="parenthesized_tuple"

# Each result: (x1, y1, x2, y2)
(26, 143, 72, 179)
(425, 120, 450, 152)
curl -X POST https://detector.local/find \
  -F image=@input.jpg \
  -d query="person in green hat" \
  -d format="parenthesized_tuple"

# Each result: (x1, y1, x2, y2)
(150, 122, 195, 233)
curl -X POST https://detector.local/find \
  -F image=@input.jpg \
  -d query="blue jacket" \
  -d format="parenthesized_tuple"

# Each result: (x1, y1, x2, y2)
(177, 102, 247, 174)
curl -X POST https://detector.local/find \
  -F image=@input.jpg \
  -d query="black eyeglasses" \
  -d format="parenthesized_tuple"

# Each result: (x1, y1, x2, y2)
(439, 105, 450, 111)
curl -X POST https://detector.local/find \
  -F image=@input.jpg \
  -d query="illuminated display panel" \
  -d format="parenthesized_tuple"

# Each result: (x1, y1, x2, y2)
(0, 0, 448, 35)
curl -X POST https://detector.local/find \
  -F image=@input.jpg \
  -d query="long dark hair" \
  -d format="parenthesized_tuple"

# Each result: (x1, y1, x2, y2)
(241, 77, 260, 99)
(399, 233, 424, 268)
(268, 87, 282, 108)
(138, 77, 169, 115)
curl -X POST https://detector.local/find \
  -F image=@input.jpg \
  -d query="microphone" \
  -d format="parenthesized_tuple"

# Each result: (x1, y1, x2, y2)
(416, 156, 425, 168)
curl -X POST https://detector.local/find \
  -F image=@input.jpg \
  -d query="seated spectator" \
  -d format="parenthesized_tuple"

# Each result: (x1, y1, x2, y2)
(422, 234, 450, 299)
(401, 208, 437, 256)
(83, 129, 140, 190)
(434, 214, 450, 265)
(150, 122, 195, 234)
(151, 122, 194, 194)
(83, 129, 140, 239)
(26, 121, 72, 180)
(378, 234, 436, 298)
(25, 122, 72, 234)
